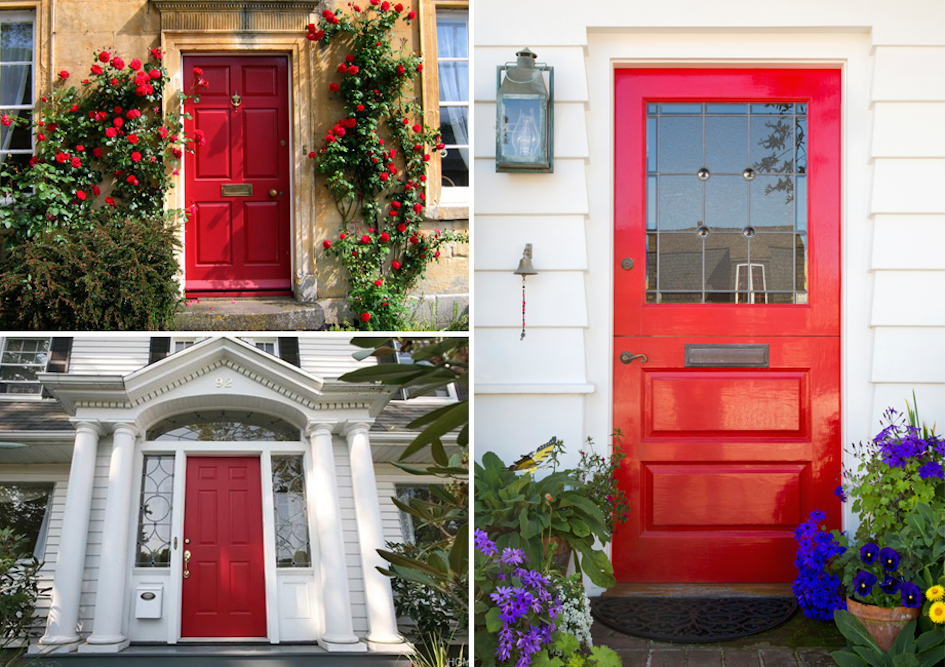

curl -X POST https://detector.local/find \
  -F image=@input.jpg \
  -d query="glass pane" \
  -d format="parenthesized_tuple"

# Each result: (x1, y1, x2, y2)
(0, 382, 41, 395)
(0, 152, 29, 185)
(706, 292, 739, 304)
(0, 483, 52, 556)
(706, 103, 748, 115)
(705, 175, 748, 231)
(0, 108, 31, 150)
(500, 97, 544, 159)
(437, 62, 468, 102)
(439, 105, 468, 146)
(646, 176, 657, 230)
(435, 16, 467, 58)
(750, 176, 794, 230)
(647, 103, 658, 114)
(795, 117, 807, 173)
(705, 233, 748, 291)
(749, 233, 795, 291)
(0, 23, 32, 61)
(751, 103, 793, 115)
(0, 366, 38, 382)
(795, 103, 808, 115)
(751, 115, 794, 174)
(659, 116, 702, 173)
(646, 233, 657, 290)
(658, 175, 701, 231)
(441, 148, 469, 187)
(705, 116, 748, 173)
(136, 455, 174, 567)
(658, 233, 702, 291)
(660, 292, 702, 304)
(795, 233, 808, 292)
(796, 175, 807, 233)
(272, 456, 311, 567)
(661, 103, 702, 114)
(646, 116, 657, 172)
(0, 64, 31, 106)
(149, 411, 299, 441)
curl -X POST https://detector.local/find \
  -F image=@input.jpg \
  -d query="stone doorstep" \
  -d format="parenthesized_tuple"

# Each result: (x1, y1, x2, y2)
(173, 298, 326, 331)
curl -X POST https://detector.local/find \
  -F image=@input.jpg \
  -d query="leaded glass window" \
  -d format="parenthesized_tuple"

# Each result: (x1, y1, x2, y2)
(272, 456, 311, 567)
(148, 411, 299, 441)
(645, 103, 808, 304)
(136, 455, 175, 567)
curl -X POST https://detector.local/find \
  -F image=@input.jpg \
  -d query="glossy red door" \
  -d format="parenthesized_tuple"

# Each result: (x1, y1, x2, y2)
(181, 457, 267, 638)
(613, 69, 841, 582)
(184, 56, 291, 295)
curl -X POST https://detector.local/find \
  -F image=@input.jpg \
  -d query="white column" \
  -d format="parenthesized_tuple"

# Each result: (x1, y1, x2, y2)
(39, 421, 102, 651)
(82, 423, 138, 653)
(344, 422, 403, 649)
(305, 423, 365, 652)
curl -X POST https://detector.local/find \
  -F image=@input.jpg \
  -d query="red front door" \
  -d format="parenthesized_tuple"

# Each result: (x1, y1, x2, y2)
(181, 457, 267, 638)
(613, 69, 841, 582)
(183, 55, 291, 295)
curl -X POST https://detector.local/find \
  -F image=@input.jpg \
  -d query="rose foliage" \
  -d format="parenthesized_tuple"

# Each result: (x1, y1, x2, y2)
(306, 3, 468, 330)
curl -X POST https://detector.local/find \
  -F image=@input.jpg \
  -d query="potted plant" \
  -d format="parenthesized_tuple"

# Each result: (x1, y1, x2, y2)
(573, 430, 631, 538)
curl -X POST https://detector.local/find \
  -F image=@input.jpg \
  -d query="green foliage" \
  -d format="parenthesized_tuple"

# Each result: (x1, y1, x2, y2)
(386, 541, 466, 642)
(831, 611, 944, 667)
(474, 450, 615, 588)
(573, 430, 631, 537)
(307, 6, 468, 330)
(525, 636, 621, 667)
(0, 529, 46, 649)
(0, 213, 182, 330)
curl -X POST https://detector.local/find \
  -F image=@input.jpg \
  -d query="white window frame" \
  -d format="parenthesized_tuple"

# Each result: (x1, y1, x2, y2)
(241, 337, 279, 356)
(0, 10, 37, 195)
(434, 8, 469, 205)
(0, 336, 50, 399)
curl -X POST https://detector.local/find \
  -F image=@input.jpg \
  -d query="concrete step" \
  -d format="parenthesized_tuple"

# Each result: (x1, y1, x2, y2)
(174, 298, 326, 331)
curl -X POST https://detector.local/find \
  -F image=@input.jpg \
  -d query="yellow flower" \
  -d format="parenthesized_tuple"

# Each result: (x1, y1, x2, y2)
(927, 585, 945, 602)
(930, 601, 945, 625)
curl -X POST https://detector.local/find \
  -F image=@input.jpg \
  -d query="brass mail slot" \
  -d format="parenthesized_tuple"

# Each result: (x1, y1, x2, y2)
(221, 183, 253, 197)
(684, 344, 769, 367)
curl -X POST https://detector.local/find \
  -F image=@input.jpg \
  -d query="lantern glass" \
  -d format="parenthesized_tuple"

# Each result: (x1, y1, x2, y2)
(495, 50, 554, 173)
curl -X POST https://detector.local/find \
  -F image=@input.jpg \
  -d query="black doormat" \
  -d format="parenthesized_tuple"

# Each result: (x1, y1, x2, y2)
(590, 596, 798, 643)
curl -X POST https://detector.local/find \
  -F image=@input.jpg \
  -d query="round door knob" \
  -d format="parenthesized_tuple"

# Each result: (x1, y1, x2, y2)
(621, 258, 634, 271)
(620, 352, 648, 365)
(269, 189, 278, 198)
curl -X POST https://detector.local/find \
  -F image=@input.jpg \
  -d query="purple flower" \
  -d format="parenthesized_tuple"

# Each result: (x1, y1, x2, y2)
(879, 547, 900, 571)
(879, 574, 900, 595)
(834, 485, 848, 502)
(853, 570, 877, 598)
(500, 547, 527, 566)
(860, 543, 879, 564)
(900, 582, 921, 608)
(475, 528, 498, 556)
(918, 460, 944, 480)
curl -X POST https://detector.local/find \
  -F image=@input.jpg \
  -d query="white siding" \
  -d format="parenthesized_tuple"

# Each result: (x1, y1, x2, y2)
(78, 439, 112, 634)
(333, 440, 367, 636)
(69, 338, 150, 375)
(297, 338, 375, 380)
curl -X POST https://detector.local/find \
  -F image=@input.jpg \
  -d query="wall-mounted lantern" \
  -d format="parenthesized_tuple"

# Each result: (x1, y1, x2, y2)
(496, 48, 554, 173)
(514, 243, 538, 341)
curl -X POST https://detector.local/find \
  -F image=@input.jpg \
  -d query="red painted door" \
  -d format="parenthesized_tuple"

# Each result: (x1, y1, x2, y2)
(184, 55, 291, 295)
(181, 457, 267, 637)
(613, 69, 841, 582)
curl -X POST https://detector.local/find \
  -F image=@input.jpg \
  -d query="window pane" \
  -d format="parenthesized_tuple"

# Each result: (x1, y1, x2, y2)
(0, 22, 32, 61)
(750, 176, 794, 230)
(0, 483, 53, 558)
(659, 116, 702, 173)
(438, 105, 467, 146)
(705, 116, 748, 174)
(0, 64, 31, 106)
(705, 233, 748, 291)
(437, 62, 468, 102)
(704, 175, 748, 231)
(272, 456, 311, 567)
(658, 233, 702, 291)
(0, 338, 49, 395)
(435, 16, 467, 58)
(136, 455, 175, 567)
(441, 148, 469, 187)
(750, 115, 794, 174)
(149, 411, 299, 441)
(658, 176, 702, 231)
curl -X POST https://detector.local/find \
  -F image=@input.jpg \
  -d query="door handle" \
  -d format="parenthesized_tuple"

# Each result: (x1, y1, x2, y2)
(269, 189, 279, 198)
(183, 548, 191, 579)
(620, 352, 647, 365)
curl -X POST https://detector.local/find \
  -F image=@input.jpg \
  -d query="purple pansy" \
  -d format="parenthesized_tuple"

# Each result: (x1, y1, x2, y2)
(860, 543, 879, 564)
(879, 546, 900, 572)
(853, 570, 877, 598)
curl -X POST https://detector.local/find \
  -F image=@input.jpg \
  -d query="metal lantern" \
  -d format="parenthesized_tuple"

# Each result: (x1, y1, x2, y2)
(496, 48, 554, 173)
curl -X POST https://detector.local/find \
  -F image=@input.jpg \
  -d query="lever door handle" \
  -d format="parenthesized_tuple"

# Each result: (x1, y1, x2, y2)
(620, 352, 648, 365)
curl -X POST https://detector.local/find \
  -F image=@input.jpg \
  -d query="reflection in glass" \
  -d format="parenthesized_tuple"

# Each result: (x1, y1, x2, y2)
(646, 176, 657, 231)
(796, 175, 807, 232)
(658, 233, 702, 291)
(501, 98, 543, 158)
(658, 176, 701, 231)
(1, 23, 33, 62)
(136, 456, 175, 567)
(751, 115, 794, 174)
(704, 233, 748, 293)
(705, 116, 748, 173)
(272, 456, 312, 567)
(661, 103, 702, 114)
(705, 176, 748, 231)
(706, 103, 748, 115)
(149, 411, 299, 441)
(750, 176, 794, 229)
(796, 117, 807, 172)
(659, 116, 702, 173)
(796, 234, 808, 292)
(750, 233, 795, 291)
(441, 148, 469, 187)
(646, 116, 657, 172)
(646, 234, 657, 290)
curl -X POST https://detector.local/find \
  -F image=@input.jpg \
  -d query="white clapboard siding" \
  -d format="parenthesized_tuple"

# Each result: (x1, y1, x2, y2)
(475, 216, 588, 271)
(476, 329, 588, 385)
(871, 328, 945, 384)
(870, 159, 945, 215)
(871, 383, 945, 436)
(298, 338, 375, 380)
(474, 159, 590, 216)
(871, 272, 945, 326)
(333, 440, 367, 635)
(77, 440, 112, 633)
(474, 102, 590, 160)
(474, 46, 588, 103)
(871, 47, 945, 102)
(67, 338, 151, 375)
(871, 103, 945, 159)
(475, 271, 588, 328)
(872, 216, 945, 270)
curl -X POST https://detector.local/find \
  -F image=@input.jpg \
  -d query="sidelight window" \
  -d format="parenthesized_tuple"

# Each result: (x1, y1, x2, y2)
(271, 455, 311, 567)
(136, 455, 175, 567)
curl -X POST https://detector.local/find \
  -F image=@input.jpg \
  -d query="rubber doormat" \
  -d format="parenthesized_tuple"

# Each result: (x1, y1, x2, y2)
(590, 596, 798, 643)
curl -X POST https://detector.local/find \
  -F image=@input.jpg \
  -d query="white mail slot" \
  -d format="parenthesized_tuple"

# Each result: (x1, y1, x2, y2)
(134, 585, 163, 619)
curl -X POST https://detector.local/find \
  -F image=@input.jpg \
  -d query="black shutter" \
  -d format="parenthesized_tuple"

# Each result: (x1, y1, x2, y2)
(278, 337, 300, 367)
(41, 337, 72, 398)
(149, 337, 171, 364)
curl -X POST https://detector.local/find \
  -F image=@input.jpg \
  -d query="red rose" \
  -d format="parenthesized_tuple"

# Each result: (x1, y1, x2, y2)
(114, 117, 123, 128)
(338, 64, 348, 74)
(158, 126, 168, 138)
(356, 104, 364, 111)
(93, 147, 103, 158)
(360, 312, 371, 322)
(410, 236, 419, 244)
(127, 133, 138, 144)
(36, 133, 45, 141)
(76, 190, 86, 201)
(326, 135, 335, 143)
(149, 69, 161, 80)
(172, 148, 182, 158)
(354, 4, 361, 11)
(414, 203, 423, 213)
(346, 54, 355, 63)
(423, 154, 431, 162)
(388, 164, 397, 174)
(408, 10, 416, 19)
(417, 63, 423, 72)
(127, 109, 141, 119)
(129, 59, 141, 71)
(361, 235, 371, 244)
(126, 175, 138, 184)
(308, 151, 316, 159)
(391, 201, 401, 209)
(381, 1, 390, 9)
(323, 240, 332, 249)
(392, 261, 401, 269)
(193, 67, 203, 76)
(412, 123, 421, 133)
(105, 196, 116, 207)
(374, 279, 383, 286)
(71, 157, 81, 168)
(339, 233, 347, 239)
(380, 172, 389, 181)
(0, 115, 9, 127)
(329, 82, 340, 92)
(380, 232, 390, 242)
(151, 48, 162, 60)
(420, 174, 427, 182)
(389, 209, 398, 217)
(92, 185, 101, 196)
(396, 65, 405, 75)
(434, 251, 440, 258)
(414, 144, 423, 152)
(131, 152, 142, 162)
(98, 51, 110, 63)
(91, 64, 104, 75)
(348, 66, 359, 75)
(55, 152, 67, 163)
(436, 142, 446, 150)
(111, 57, 125, 70)
(397, 224, 407, 232)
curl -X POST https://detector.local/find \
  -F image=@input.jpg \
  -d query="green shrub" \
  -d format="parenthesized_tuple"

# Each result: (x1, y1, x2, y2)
(0, 213, 181, 330)
(0, 528, 45, 647)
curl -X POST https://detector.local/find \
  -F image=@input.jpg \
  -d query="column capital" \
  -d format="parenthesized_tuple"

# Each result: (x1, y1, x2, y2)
(342, 421, 373, 438)
(305, 421, 337, 438)
(70, 420, 103, 436)
(109, 422, 139, 438)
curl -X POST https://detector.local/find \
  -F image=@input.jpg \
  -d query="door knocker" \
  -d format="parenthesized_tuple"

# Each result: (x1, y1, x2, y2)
(230, 92, 242, 110)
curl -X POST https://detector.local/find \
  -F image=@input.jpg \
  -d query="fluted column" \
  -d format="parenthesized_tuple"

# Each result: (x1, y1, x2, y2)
(305, 422, 365, 652)
(82, 423, 139, 652)
(344, 422, 403, 648)
(39, 421, 102, 651)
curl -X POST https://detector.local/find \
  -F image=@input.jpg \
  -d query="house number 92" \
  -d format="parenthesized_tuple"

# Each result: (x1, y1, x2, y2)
(215, 377, 233, 389)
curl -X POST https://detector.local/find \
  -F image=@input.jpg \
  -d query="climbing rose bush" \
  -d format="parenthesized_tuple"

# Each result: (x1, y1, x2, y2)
(306, 2, 468, 330)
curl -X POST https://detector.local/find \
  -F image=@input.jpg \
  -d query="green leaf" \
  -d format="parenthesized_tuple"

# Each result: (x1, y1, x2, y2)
(834, 611, 884, 653)
(917, 646, 945, 667)
(448, 522, 468, 574)
(531, 649, 564, 667)
(853, 646, 889, 667)
(915, 629, 944, 654)
(589, 645, 622, 667)
(892, 655, 919, 667)
(832, 650, 869, 667)
(484, 606, 502, 633)
(892, 620, 917, 656)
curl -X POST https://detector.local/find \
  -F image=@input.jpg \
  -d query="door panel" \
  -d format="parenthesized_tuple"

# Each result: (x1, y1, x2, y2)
(184, 56, 291, 294)
(613, 69, 841, 583)
(181, 457, 267, 638)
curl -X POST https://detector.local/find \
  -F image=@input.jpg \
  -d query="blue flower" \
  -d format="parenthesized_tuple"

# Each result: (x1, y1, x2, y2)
(500, 547, 527, 566)
(879, 546, 900, 571)
(900, 582, 921, 608)
(792, 510, 847, 621)
(834, 485, 848, 502)
(860, 543, 879, 564)
(853, 570, 877, 598)
(879, 574, 900, 595)
(475, 528, 498, 556)
(918, 460, 944, 480)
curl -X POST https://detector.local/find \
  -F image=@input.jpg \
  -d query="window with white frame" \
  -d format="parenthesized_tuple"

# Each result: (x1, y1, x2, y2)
(0, 483, 54, 559)
(0, 12, 35, 183)
(435, 8, 469, 202)
(241, 338, 278, 356)
(0, 337, 50, 396)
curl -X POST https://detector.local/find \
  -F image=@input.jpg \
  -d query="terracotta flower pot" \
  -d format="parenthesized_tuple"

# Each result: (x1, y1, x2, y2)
(541, 536, 572, 571)
(846, 596, 921, 652)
